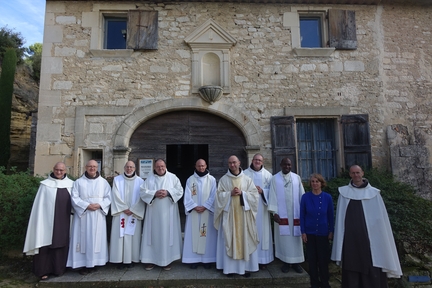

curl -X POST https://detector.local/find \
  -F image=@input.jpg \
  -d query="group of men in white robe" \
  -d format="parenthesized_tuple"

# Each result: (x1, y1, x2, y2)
(186, 154, 306, 277)
(23, 154, 306, 279)
(24, 154, 402, 286)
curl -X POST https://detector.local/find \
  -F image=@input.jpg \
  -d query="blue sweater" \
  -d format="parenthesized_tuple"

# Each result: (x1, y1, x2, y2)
(300, 191, 334, 236)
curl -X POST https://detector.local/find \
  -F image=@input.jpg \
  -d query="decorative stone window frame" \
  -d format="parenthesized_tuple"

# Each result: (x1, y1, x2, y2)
(184, 19, 236, 94)
(284, 7, 357, 57)
(284, 7, 335, 57)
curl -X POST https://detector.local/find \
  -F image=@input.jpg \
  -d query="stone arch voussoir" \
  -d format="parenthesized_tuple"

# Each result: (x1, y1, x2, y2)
(113, 98, 261, 149)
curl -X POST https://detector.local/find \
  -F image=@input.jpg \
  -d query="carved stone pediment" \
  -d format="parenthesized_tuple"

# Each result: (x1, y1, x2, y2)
(185, 19, 236, 94)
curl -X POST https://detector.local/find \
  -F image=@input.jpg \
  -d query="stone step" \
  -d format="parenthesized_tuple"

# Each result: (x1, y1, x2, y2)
(38, 259, 310, 288)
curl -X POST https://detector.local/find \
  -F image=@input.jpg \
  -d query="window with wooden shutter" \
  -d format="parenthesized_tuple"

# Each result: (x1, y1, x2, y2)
(270, 116, 297, 174)
(341, 114, 372, 170)
(127, 10, 158, 50)
(329, 9, 357, 50)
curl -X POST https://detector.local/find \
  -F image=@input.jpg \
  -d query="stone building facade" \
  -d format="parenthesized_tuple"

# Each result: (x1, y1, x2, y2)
(35, 0, 432, 197)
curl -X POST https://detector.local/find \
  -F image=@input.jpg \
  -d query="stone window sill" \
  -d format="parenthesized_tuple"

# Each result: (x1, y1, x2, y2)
(90, 49, 134, 58)
(293, 47, 335, 57)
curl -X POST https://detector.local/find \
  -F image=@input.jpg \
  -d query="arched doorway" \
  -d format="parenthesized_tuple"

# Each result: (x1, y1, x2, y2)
(129, 110, 248, 181)
(128, 110, 248, 228)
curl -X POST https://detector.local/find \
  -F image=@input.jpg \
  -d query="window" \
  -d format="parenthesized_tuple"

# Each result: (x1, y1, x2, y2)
(100, 10, 158, 50)
(284, 9, 357, 56)
(297, 119, 337, 180)
(104, 16, 127, 49)
(299, 12, 326, 48)
(271, 115, 371, 180)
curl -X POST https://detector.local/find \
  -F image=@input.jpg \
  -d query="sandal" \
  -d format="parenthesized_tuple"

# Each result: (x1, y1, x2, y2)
(41, 275, 49, 280)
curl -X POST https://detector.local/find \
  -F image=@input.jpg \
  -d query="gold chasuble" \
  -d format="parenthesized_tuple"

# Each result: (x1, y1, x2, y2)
(214, 169, 259, 262)
(231, 176, 244, 259)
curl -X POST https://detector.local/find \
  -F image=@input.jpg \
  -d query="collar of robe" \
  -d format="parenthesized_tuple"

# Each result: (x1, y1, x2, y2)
(50, 172, 66, 180)
(195, 169, 209, 177)
(249, 163, 263, 172)
(229, 167, 242, 176)
(351, 178, 369, 188)
(124, 171, 136, 178)
(85, 171, 100, 179)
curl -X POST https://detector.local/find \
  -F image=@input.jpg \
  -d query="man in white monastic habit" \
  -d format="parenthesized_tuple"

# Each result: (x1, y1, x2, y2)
(182, 159, 217, 269)
(331, 165, 402, 287)
(23, 162, 73, 280)
(109, 161, 145, 269)
(269, 157, 305, 274)
(67, 160, 111, 275)
(140, 158, 183, 271)
(214, 155, 259, 278)
(243, 153, 274, 270)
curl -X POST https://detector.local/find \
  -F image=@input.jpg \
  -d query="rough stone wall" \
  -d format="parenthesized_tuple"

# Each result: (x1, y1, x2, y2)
(35, 1, 432, 195)
(381, 6, 432, 198)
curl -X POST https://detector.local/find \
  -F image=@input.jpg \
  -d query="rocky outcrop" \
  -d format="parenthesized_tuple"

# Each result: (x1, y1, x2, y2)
(8, 65, 38, 171)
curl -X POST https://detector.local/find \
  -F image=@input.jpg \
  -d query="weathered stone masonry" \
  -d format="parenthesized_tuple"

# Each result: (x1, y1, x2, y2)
(35, 1, 432, 197)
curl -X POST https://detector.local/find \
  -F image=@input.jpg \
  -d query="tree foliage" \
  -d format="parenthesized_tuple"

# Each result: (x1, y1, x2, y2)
(25, 43, 42, 82)
(0, 48, 17, 168)
(0, 26, 25, 65)
(0, 167, 43, 253)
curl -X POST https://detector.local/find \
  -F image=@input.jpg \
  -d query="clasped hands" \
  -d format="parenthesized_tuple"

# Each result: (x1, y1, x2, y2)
(194, 206, 206, 213)
(156, 189, 168, 199)
(231, 187, 242, 196)
(87, 203, 101, 211)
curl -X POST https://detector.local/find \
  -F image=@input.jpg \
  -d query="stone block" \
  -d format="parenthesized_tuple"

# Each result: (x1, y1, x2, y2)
(56, 16, 76, 25)
(53, 81, 73, 90)
(50, 143, 73, 155)
(39, 72, 52, 90)
(39, 90, 62, 107)
(46, 2, 65, 12)
(283, 12, 298, 27)
(45, 13, 55, 26)
(82, 12, 98, 27)
(37, 124, 61, 141)
(42, 57, 63, 74)
(55, 47, 76, 56)
(44, 25, 63, 43)
(64, 117, 75, 134)
(344, 61, 365, 72)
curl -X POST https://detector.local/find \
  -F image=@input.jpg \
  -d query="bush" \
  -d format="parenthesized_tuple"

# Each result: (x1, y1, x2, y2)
(0, 167, 43, 253)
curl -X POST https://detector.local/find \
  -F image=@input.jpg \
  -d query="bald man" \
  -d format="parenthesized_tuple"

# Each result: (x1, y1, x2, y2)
(23, 162, 74, 280)
(214, 155, 259, 277)
(110, 161, 146, 268)
(331, 165, 402, 287)
(67, 160, 111, 275)
(182, 159, 217, 269)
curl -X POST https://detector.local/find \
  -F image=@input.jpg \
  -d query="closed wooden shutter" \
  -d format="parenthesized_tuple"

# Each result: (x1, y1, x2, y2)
(341, 114, 372, 170)
(271, 116, 297, 174)
(329, 9, 357, 50)
(127, 10, 158, 50)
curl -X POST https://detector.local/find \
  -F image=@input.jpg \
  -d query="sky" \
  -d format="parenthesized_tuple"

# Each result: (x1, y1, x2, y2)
(0, 0, 46, 47)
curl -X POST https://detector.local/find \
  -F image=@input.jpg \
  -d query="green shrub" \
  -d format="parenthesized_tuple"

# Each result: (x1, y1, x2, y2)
(0, 167, 43, 253)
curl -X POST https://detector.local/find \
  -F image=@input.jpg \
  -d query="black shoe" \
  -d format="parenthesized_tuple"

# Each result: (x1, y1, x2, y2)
(203, 263, 212, 269)
(243, 272, 251, 278)
(281, 263, 290, 273)
(190, 263, 198, 269)
(125, 263, 135, 268)
(226, 273, 234, 277)
(292, 264, 303, 273)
